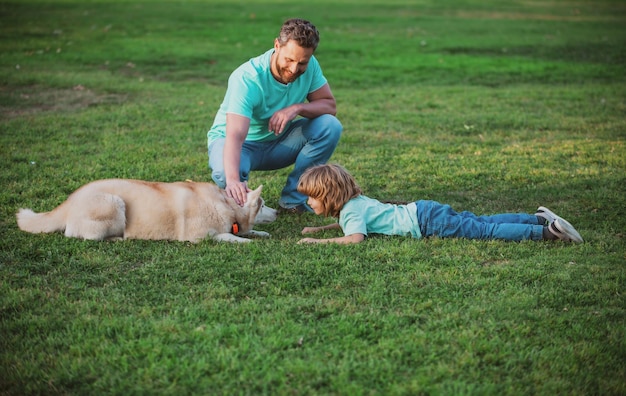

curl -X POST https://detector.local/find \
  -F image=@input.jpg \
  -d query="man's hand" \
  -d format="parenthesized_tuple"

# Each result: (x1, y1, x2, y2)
(268, 84, 337, 136)
(269, 105, 300, 135)
(225, 180, 250, 206)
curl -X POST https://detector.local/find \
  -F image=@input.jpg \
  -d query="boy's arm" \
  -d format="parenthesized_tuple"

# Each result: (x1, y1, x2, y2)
(301, 223, 341, 234)
(298, 233, 365, 245)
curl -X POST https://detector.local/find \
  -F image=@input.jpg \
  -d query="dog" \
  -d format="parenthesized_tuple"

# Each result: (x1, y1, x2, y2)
(16, 179, 277, 243)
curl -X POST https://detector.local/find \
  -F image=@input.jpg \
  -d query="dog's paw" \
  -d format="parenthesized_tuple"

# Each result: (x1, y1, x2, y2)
(247, 230, 270, 238)
(214, 233, 253, 243)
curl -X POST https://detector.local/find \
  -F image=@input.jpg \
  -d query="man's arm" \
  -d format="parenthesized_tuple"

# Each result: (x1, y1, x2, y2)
(268, 83, 337, 135)
(223, 113, 251, 205)
(301, 83, 337, 117)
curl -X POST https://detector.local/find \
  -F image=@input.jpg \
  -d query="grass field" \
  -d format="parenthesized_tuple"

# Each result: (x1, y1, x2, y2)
(1, 0, 625, 394)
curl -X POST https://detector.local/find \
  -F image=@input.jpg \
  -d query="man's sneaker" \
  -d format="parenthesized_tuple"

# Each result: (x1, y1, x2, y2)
(278, 203, 313, 214)
(536, 206, 559, 225)
(548, 218, 584, 243)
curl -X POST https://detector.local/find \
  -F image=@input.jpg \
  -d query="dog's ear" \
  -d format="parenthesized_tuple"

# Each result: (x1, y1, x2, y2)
(245, 185, 263, 206)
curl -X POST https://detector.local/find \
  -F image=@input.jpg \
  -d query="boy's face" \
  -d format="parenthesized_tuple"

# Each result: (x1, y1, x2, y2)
(306, 196, 324, 215)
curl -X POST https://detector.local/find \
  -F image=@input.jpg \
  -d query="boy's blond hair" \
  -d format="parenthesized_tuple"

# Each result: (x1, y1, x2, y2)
(297, 164, 362, 217)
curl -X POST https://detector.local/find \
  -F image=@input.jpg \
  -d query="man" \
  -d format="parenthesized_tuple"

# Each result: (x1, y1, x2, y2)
(207, 18, 342, 213)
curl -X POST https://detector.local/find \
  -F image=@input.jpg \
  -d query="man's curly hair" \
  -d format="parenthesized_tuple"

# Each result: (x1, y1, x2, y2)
(277, 18, 320, 50)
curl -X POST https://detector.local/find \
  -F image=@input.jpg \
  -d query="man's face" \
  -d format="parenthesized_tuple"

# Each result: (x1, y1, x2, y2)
(271, 39, 314, 84)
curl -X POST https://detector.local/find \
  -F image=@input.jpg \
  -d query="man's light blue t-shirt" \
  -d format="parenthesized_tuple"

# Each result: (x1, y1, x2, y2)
(339, 195, 422, 239)
(207, 48, 327, 147)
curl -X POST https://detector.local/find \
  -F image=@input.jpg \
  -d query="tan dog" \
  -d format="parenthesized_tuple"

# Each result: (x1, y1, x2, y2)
(16, 179, 277, 243)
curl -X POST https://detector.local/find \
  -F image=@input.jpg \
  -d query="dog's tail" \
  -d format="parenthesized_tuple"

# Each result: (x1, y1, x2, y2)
(16, 206, 67, 234)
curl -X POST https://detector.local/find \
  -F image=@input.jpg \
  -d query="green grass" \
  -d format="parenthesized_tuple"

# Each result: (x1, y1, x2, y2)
(1, 0, 625, 394)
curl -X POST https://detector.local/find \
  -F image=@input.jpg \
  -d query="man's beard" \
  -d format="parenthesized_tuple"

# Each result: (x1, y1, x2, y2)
(279, 69, 300, 84)
(273, 58, 302, 84)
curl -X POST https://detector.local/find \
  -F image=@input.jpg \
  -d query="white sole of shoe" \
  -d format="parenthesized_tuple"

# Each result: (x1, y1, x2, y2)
(552, 218, 584, 243)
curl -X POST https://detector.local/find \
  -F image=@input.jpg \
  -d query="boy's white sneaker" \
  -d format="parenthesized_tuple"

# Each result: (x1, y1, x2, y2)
(548, 218, 584, 243)
(536, 206, 559, 225)
(537, 206, 584, 243)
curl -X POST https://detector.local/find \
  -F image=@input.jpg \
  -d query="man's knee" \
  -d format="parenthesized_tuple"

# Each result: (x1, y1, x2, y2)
(322, 114, 342, 133)
(211, 169, 226, 188)
(315, 114, 343, 143)
(209, 165, 249, 188)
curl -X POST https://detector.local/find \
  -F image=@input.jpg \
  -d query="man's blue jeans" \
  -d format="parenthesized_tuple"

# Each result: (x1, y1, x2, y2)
(416, 200, 544, 241)
(208, 114, 342, 208)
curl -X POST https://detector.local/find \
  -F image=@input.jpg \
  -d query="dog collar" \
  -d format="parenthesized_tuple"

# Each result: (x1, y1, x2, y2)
(231, 222, 240, 235)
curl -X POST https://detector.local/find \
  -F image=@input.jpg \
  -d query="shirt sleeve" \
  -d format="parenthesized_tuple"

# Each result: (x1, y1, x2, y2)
(339, 202, 368, 237)
(307, 56, 328, 94)
(224, 69, 260, 118)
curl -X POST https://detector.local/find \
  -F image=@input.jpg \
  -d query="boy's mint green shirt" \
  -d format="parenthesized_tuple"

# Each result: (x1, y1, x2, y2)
(207, 48, 327, 147)
(339, 195, 422, 239)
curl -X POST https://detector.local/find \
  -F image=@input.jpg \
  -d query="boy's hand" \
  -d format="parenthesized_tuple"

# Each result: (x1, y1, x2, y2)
(301, 226, 321, 235)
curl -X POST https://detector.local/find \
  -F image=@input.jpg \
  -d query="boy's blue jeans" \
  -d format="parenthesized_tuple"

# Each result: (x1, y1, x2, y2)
(416, 200, 544, 241)
(208, 114, 342, 208)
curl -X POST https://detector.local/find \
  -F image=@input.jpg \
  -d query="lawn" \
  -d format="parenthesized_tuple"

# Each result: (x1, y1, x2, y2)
(1, 0, 625, 394)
